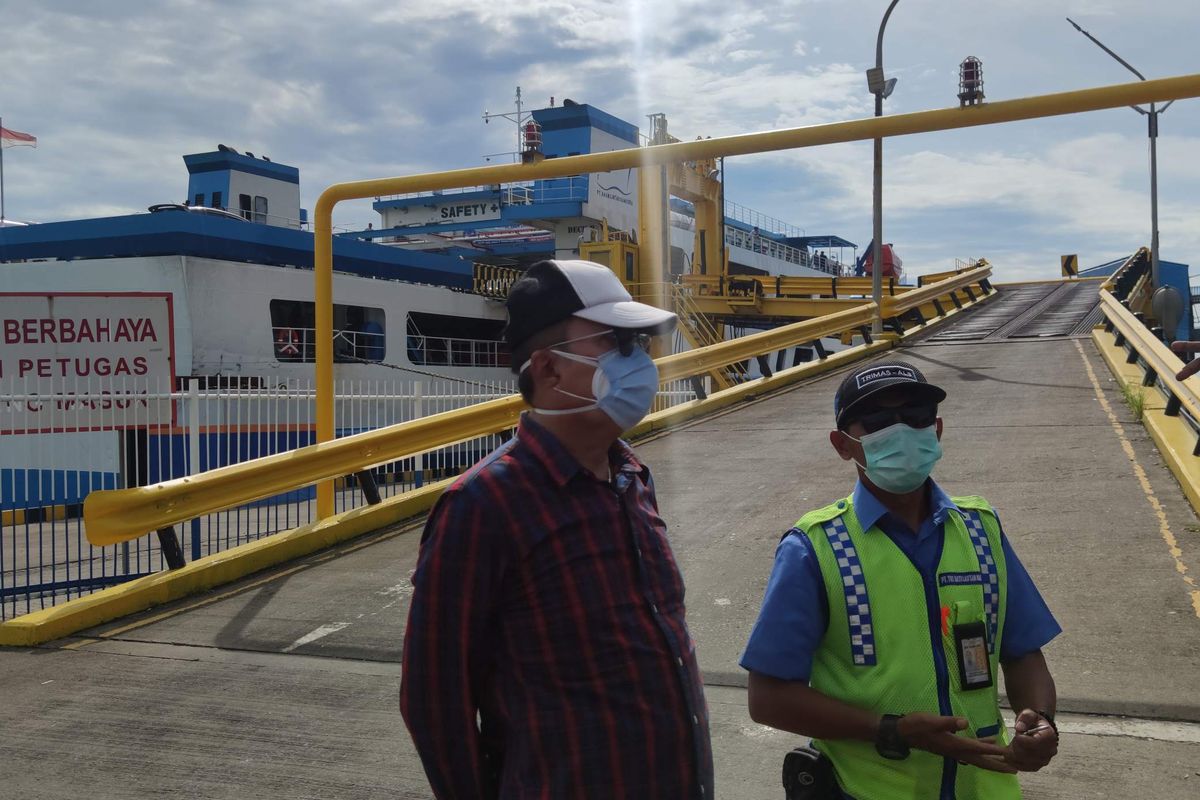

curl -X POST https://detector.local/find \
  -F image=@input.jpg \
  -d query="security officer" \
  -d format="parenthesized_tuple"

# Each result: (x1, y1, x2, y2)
(742, 360, 1061, 799)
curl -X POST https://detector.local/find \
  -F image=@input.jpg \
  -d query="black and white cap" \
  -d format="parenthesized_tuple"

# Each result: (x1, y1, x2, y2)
(834, 360, 947, 428)
(504, 259, 677, 352)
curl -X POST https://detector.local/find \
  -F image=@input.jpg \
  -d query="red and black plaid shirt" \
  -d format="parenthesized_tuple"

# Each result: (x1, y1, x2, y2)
(401, 413, 713, 799)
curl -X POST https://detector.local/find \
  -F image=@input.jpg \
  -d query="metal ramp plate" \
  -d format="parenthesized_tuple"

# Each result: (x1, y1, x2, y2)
(925, 281, 1101, 343)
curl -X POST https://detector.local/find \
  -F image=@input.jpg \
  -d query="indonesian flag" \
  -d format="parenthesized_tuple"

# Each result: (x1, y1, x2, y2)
(1, 126, 37, 148)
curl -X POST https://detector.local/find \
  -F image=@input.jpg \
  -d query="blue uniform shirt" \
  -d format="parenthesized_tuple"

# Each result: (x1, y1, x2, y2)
(741, 479, 1061, 681)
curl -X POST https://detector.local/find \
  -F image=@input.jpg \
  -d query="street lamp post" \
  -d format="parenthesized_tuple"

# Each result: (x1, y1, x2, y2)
(867, 0, 901, 334)
(1067, 17, 1172, 289)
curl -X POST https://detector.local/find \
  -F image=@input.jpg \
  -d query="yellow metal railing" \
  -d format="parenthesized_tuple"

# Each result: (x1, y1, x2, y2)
(882, 264, 991, 317)
(82, 266, 992, 548)
(1093, 258, 1200, 522)
(311, 75, 1200, 517)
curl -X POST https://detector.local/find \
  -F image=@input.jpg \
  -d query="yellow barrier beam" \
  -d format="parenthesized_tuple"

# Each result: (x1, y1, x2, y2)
(882, 265, 992, 316)
(656, 304, 875, 382)
(311, 74, 1200, 518)
(1099, 291, 1200, 421)
(85, 398, 523, 547)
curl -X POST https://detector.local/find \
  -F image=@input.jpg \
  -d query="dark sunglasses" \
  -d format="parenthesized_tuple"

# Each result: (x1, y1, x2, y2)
(611, 329, 652, 356)
(848, 403, 938, 434)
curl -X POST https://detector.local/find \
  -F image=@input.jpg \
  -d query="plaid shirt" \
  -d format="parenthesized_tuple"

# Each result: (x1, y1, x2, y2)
(401, 414, 713, 799)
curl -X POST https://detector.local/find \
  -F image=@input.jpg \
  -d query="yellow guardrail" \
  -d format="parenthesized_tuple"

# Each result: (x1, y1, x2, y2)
(1092, 255, 1200, 519)
(882, 264, 991, 317)
(1097, 290, 1200, 421)
(82, 266, 994, 548)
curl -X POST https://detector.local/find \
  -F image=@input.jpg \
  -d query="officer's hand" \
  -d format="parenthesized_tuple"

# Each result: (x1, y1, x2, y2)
(1171, 342, 1200, 380)
(1006, 709, 1058, 772)
(898, 713, 1017, 774)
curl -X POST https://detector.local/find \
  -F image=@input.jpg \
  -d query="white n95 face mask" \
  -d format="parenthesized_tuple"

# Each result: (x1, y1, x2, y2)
(521, 332, 660, 430)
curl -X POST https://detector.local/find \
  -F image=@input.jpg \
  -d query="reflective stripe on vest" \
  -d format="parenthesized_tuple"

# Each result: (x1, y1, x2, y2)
(960, 509, 1000, 654)
(823, 515, 877, 666)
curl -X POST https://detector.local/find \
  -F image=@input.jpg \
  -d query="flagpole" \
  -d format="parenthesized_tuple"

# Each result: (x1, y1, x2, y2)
(1, 115, 6, 222)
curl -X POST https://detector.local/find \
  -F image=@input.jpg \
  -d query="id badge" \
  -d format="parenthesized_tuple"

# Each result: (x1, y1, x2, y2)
(953, 620, 993, 690)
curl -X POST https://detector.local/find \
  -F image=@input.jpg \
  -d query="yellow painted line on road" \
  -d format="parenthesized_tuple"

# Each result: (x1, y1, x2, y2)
(1076, 340, 1200, 618)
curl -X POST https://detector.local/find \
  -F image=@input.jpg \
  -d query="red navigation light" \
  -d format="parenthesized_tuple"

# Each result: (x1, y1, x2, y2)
(958, 57, 985, 107)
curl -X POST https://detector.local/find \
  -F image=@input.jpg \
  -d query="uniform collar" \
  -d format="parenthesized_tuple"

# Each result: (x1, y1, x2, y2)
(852, 478, 960, 533)
(517, 412, 646, 487)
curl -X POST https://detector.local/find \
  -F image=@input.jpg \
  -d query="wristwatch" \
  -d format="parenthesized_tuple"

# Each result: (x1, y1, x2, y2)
(1035, 709, 1059, 738)
(875, 714, 911, 760)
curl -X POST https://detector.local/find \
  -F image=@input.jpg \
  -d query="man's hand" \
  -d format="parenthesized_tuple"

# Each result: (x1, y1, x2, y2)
(1171, 341, 1200, 381)
(1006, 709, 1058, 772)
(896, 712, 1017, 774)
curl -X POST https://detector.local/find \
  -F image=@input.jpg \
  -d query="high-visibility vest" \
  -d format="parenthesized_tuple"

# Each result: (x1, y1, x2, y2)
(797, 494, 1021, 800)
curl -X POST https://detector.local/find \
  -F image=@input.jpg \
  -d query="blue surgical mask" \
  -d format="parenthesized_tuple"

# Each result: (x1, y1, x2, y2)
(522, 335, 659, 430)
(846, 422, 942, 494)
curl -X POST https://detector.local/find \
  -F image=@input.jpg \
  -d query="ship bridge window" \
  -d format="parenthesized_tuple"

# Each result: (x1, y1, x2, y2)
(406, 311, 508, 369)
(194, 192, 205, 206)
(269, 299, 386, 364)
(211, 191, 223, 210)
(239, 194, 252, 220)
(254, 195, 268, 224)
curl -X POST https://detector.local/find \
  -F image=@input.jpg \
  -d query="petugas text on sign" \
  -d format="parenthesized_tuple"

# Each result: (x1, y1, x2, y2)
(0, 293, 176, 431)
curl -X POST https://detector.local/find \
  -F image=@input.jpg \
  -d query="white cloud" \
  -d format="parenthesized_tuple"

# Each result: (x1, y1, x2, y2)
(0, 0, 1195, 271)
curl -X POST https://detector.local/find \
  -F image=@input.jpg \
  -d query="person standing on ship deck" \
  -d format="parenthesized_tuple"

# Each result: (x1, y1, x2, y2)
(741, 360, 1061, 799)
(401, 259, 713, 799)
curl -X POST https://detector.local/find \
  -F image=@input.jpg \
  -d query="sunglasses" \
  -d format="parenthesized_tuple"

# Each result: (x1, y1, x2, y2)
(848, 403, 938, 434)
(612, 329, 653, 356)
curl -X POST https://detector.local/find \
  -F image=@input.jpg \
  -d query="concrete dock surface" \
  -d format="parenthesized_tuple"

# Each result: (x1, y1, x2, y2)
(2, 335, 1199, 798)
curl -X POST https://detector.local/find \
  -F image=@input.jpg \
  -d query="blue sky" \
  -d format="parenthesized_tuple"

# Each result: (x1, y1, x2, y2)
(1, 0, 1196, 280)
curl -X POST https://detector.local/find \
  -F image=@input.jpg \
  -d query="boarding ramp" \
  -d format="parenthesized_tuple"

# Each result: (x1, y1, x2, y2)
(2, 265, 1200, 798)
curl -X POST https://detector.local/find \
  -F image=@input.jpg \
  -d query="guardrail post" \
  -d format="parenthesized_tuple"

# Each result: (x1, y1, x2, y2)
(932, 299, 946, 317)
(859, 326, 874, 344)
(1104, 318, 1115, 333)
(1114, 331, 1126, 347)
(157, 527, 187, 570)
(811, 340, 829, 360)
(909, 307, 927, 326)
(949, 292, 963, 310)
(979, 279, 993, 294)
(963, 286, 977, 302)
(187, 378, 202, 561)
(886, 318, 905, 335)
(756, 355, 774, 378)
(354, 470, 382, 505)
(1165, 393, 1182, 417)
(1142, 365, 1158, 387)
(1125, 345, 1140, 364)
(688, 376, 708, 400)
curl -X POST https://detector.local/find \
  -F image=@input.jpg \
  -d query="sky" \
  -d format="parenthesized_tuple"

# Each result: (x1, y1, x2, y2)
(1, 0, 1197, 281)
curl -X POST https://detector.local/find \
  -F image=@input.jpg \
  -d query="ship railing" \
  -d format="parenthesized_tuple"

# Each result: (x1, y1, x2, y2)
(723, 226, 815, 269)
(375, 177, 589, 209)
(721, 198, 805, 240)
(273, 327, 388, 364)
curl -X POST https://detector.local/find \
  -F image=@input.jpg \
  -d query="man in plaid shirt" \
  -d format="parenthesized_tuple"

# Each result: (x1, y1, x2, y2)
(401, 260, 713, 799)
